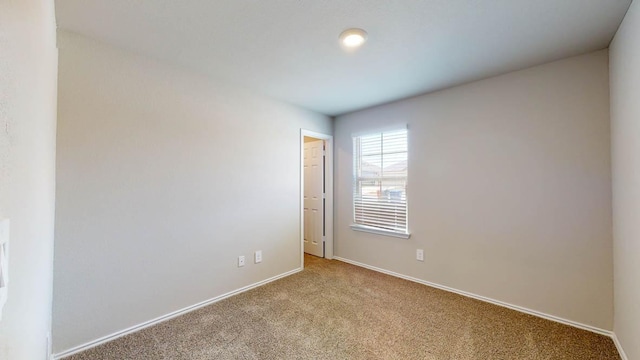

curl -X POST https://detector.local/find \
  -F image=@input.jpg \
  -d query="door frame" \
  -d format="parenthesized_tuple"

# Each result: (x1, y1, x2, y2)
(300, 129, 334, 265)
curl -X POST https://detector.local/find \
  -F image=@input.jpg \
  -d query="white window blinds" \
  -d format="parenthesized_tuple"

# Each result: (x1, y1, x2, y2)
(353, 129, 408, 234)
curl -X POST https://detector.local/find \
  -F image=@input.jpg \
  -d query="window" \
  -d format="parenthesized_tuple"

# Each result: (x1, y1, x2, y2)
(352, 128, 409, 238)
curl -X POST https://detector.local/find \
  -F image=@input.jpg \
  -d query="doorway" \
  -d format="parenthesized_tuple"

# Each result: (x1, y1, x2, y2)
(300, 130, 333, 266)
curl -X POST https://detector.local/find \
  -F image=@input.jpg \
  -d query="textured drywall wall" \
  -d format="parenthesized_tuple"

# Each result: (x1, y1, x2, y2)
(334, 50, 612, 330)
(53, 31, 331, 353)
(610, 1, 640, 358)
(0, 0, 58, 359)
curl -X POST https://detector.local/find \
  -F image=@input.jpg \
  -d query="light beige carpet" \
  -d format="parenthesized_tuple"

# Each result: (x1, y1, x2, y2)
(66, 254, 620, 359)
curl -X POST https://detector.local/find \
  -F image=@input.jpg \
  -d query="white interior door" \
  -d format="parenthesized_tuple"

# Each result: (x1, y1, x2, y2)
(304, 139, 324, 257)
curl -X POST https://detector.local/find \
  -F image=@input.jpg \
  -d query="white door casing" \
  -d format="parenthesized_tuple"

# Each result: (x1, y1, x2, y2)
(303, 139, 324, 257)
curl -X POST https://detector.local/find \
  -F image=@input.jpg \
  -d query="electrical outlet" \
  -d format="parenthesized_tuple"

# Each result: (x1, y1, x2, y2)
(254, 250, 262, 264)
(416, 249, 424, 262)
(238, 255, 245, 267)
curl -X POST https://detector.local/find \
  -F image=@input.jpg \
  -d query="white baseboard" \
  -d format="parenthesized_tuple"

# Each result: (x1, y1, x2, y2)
(54, 258, 629, 360)
(611, 333, 629, 360)
(333, 256, 614, 338)
(53, 267, 303, 359)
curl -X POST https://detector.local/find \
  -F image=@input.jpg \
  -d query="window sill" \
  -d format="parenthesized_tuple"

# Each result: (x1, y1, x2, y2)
(350, 224, 411, 239)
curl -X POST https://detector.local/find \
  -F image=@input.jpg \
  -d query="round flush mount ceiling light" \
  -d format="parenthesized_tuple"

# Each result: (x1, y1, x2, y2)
(339, 28, 368, 48)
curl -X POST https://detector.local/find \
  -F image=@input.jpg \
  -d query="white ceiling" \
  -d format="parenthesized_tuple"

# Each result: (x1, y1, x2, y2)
(55, 0, 632, 116)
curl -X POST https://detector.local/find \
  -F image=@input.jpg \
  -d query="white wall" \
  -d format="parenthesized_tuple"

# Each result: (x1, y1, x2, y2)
(610, 1, 640, 358)
(335, 50, 613, 330)
(0, 0, 58, 359)
(53, 31, 331, 353)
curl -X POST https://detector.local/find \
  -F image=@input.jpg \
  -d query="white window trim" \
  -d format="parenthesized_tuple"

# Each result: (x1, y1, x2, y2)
(352, 127, 409, 238)
(350, 224, 411, 239)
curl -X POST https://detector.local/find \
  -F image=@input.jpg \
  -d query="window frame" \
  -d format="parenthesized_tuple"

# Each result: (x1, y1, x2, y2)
(351, 128, 410, 239)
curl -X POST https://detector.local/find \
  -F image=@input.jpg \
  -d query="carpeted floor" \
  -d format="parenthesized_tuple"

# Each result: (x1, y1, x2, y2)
(65, 254, 620, 359)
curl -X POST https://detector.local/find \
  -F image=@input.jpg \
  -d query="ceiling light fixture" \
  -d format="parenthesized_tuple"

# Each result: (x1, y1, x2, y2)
(339, 28, 368, 48)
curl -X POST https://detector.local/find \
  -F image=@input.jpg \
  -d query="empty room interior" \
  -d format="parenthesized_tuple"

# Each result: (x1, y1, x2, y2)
(2, 0, 640, 359)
